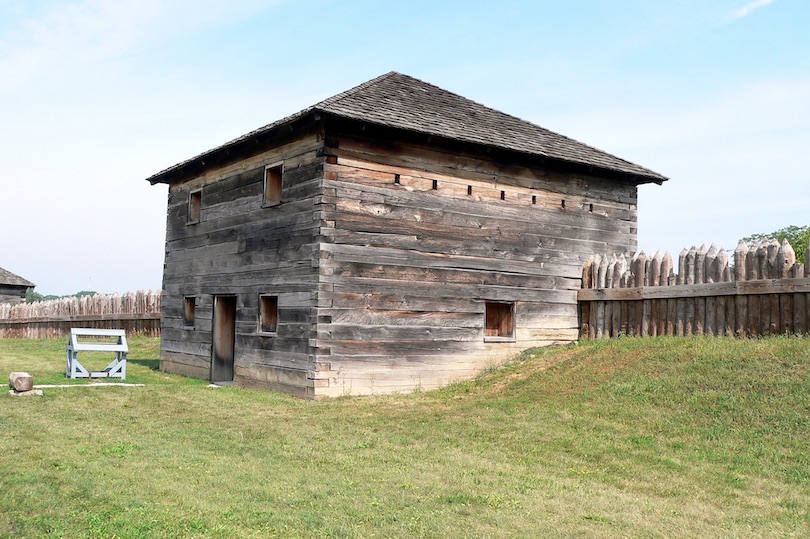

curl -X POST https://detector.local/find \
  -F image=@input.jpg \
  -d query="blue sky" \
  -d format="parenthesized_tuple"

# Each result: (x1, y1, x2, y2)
(1, 0, 807, 295)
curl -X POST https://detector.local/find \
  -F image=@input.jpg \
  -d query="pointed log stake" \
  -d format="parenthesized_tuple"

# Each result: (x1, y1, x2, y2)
(612, 254, 627, 289)
(591, 254, 602, 289)
(746, 242, 759, 281)
(606, 254, 617, 289)
(695, 244, 707, 284)
(597, 254, 609, 289)
(582, 255, 594, 289)
(677, 248, 688, 285)
(685, 246, 697, 285)
(716, 249, 729, 282)
(778, 239, 796, 279)
(634, 251, 647, 288)
(704, 244, 718, 283)
(734, 240, 748, 282)
(660, 252, 673, 287)
(629, 252, 639, 286)
(757, 242, 768, 280)
(767, 239, 780, 279)
(651, 251, 662, 286)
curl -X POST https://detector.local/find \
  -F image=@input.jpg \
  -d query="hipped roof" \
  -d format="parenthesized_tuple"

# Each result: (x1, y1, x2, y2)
(0, 267, 34, 288)
(147, 72, 667, 185)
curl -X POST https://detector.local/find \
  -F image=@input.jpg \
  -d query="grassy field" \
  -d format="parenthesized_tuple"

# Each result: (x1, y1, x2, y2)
(1, 335, 809, 538)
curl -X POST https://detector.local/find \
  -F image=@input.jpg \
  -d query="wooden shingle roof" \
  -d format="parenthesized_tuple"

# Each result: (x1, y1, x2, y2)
(148, 72, 667, 185)
(0, 267, 34, 288)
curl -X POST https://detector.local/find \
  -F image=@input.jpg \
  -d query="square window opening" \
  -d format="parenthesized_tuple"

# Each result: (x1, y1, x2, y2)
(485, 302, 515, 341)
(187, 190, 202, 223)
(264, 164, 283, 206)
(259, 295, 278, 334)
(183, 296, 196, 327)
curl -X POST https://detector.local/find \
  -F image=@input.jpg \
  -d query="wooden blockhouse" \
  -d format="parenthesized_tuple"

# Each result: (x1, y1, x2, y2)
(0, 267, 34, 305)
(147, 72, 666, 398)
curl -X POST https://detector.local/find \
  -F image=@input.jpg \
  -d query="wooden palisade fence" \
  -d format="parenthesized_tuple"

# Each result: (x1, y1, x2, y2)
(579, 240, 810, 339)
(0, 290, 161, 338)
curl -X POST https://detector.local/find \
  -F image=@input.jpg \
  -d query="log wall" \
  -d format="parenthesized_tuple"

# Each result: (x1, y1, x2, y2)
(159, 130, 325, 398)
(579, 240, 810, 338)
(0, 285, 28, 305)
(309, 131, 640, 396)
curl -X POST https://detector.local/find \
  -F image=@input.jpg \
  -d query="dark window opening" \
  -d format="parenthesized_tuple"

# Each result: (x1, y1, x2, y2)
(259, 295, 278, 334)
(485, 302, 515, 341)
(532, 195, 537, 205)
(394, 174, 401, 184)
(432, 179, 438, 190)
(264, 164, 283, 206)
(183, 296, 196, 327)
(467, 185, 473, 196)
(500, 190, 506, 200)
(188, 190, 201, 223)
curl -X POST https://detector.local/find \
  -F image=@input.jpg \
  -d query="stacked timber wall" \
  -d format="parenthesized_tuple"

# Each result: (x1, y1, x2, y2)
(0, 291, 161, 338)
(579, 240, 810, 338)
(158, 130, 324, 397)
(310, 130, 640, 396)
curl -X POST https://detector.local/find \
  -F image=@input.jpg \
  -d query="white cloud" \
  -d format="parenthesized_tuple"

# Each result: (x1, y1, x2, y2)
(0, 0, 276, 93)
(731, 0, 776, 20)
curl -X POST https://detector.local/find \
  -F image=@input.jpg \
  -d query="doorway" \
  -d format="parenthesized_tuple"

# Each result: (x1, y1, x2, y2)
(212, 295, 236, 382)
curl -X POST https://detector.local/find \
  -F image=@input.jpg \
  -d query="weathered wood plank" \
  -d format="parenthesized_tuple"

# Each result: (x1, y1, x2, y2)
(735, 295, 747, 337)
(748, 295, 761, 337)
(794, 293, 807, 335)
(694, 297, 705, 335)
(780, 294, 793, 334)
(705, 296, 716, 336)
(577, 277, 810, 301)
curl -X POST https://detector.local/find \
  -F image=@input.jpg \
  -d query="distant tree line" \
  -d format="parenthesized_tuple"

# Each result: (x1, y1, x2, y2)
(25, 289, 97, 303)
(742, 225, 810, 266)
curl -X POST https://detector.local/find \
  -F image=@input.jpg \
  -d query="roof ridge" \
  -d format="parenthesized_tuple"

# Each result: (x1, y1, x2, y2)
(313, 71, 402, 110)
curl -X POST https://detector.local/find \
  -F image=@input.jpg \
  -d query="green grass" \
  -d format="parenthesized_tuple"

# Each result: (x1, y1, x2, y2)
(1, 335, 809, 538)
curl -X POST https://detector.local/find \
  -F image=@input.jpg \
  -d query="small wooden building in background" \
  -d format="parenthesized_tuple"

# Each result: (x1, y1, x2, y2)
(147, 72, 666, 398)
(0, 267, 34, 305)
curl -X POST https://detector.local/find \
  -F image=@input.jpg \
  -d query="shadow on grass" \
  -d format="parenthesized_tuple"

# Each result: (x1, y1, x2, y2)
(128, 358, 160, 371)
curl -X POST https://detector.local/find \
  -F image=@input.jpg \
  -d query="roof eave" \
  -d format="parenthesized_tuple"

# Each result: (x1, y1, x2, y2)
(323, 113, 668, 186)
(146, 111, 323, 185)
(146, 106, 667, 187)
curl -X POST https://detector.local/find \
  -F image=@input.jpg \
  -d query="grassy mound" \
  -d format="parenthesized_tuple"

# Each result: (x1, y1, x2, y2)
(1, 336, 808, 537)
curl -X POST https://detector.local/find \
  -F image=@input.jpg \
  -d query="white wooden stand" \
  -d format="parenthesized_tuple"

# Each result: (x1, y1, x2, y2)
(66, 328, 128, 379)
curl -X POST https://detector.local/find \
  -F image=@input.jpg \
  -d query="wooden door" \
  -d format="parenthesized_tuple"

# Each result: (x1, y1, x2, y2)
(212, 295, 236, 382)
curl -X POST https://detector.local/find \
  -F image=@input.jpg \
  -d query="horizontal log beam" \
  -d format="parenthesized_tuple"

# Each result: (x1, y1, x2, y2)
(578, 277, 810, 301)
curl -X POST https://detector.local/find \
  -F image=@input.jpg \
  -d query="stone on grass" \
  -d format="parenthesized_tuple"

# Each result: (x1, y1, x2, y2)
(9, 372, 33, 392)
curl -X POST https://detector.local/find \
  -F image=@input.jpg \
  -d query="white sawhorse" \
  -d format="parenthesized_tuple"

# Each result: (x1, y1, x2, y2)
(66, 328, 128, 379)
